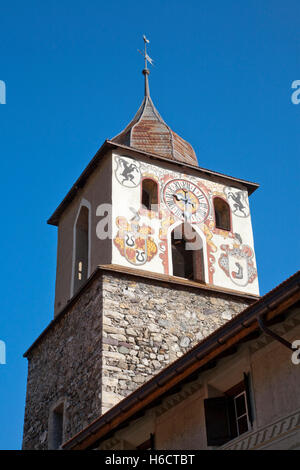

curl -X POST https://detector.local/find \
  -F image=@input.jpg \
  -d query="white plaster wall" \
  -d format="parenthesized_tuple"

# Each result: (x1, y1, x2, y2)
(111, 149, 259, 296)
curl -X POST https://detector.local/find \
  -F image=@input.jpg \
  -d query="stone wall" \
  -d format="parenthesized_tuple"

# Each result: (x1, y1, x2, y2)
(22, 280, 104, 450)
(101, 271, 251, 413)
(97, 309, 300, 451)
(22, 269, 251, 449)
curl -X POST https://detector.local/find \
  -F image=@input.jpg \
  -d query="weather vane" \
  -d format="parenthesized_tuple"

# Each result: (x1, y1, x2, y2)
(138, 35, 154, 70)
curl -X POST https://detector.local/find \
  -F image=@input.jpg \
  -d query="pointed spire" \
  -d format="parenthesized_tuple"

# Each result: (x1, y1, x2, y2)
(143, 68, 150, 97)
(139, 35, 153, 97)
(111, 36, 198, 166)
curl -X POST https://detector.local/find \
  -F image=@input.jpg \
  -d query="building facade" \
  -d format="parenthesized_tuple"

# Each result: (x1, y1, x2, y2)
(62, 272, 300, 451)
(22, 53, 262, 450)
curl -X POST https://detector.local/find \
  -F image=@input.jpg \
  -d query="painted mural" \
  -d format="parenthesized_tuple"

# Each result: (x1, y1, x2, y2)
(158, 207, 175, 275)
(224, 186, 250, 218)
(114, 215, 158, 266)
(115, 156, 141, 187)
(218, 238, 257, 287)
(113, 154, 259, 294)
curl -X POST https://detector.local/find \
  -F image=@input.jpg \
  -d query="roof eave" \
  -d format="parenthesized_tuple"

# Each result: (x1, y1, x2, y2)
(47, 140, 259, 227)
(62, 270, 300, 450)
(47, 140, 112, 226)
(108, 141, 259, 194)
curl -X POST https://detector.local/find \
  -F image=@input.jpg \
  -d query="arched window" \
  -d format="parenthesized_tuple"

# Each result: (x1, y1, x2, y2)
(214, 198, 231, 231)
(171, 223, 205, 282)
(48, 402, 64, 450)
(73, 205, 89, 294)
(141, 179, 158, 211)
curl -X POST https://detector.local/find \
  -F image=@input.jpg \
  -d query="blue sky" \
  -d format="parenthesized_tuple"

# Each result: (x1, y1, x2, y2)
(0, 0, 299, 450)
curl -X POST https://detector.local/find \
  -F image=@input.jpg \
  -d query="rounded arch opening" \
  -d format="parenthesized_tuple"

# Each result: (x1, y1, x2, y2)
(170, 222, 206, 283)
(214, 197, 231, 231)
(71, 200, 91, 297)
(141, 178, 158, 211)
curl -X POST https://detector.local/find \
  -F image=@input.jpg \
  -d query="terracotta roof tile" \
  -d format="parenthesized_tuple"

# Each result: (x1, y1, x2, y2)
(111, 96, 198, 166)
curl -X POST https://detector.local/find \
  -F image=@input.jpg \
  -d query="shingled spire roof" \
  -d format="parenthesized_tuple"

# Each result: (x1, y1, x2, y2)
(111, 66, 198, 166)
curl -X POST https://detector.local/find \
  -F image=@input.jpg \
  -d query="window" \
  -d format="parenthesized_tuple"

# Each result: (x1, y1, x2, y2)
(204, 373, 253, 446)
(171, 223, 205, 282)
(233, 389, 250, 436)
(214, 198, 231, 231)
(141, 179, 158, 211)
(49, 402, 64, 450)
(73, 205, 89, 294)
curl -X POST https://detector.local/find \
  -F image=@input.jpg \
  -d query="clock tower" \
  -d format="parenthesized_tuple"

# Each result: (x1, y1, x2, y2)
(107, 66, 259, 297)
(22, 40, 260, 449)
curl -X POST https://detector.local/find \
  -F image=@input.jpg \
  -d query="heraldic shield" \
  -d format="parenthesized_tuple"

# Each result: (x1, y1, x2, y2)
(114, 216, 158, 266)
(218, 244, 257, 287)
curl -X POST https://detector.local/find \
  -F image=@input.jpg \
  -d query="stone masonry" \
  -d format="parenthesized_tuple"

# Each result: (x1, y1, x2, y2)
(22, 268, 253, 449)
(101, 272, 251, 413)
(22, 279, 104, 450)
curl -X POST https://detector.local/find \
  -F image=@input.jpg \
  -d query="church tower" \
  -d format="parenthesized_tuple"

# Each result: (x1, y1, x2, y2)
(22, 39, 260, 450)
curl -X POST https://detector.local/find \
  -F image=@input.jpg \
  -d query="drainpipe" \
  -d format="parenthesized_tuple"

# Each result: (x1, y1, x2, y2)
(257, 315, 293, 351)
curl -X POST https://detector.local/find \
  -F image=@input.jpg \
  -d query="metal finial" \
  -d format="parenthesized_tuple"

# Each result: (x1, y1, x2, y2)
(138, 35, 154, 97)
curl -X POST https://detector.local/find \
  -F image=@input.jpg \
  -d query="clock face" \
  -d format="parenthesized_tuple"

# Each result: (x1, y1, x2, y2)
(163, 178, 209, 224)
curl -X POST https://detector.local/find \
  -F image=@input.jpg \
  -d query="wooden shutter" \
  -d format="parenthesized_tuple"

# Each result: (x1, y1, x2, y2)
(204, 396, 232, 446)
(193, 248, 205, 283)
(150, 433, 155, 450)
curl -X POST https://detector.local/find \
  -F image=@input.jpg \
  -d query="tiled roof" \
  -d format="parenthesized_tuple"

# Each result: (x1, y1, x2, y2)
(111, 79, 198, 166)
